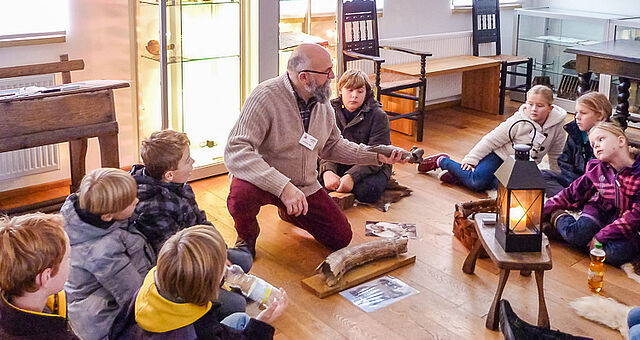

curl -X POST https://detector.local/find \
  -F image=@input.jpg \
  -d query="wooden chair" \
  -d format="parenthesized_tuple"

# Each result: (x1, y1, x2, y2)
(336, 0, 432, 142)
(472, 0, 533, 115)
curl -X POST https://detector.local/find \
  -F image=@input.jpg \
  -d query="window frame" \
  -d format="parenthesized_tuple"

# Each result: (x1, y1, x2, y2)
(0, 1, 68, 47)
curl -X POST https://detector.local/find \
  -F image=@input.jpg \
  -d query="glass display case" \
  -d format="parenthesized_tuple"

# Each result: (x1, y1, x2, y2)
(606, 17, 640, 125)
(512, 8, 625, 112)
(136, 0, 241, 178)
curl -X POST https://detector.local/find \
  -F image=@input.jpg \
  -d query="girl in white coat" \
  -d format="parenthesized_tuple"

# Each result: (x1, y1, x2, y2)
(418, 85, 567, 192)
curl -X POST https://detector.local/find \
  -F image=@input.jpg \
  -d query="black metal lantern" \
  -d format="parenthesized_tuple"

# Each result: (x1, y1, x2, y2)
(494, 120, 545, 253)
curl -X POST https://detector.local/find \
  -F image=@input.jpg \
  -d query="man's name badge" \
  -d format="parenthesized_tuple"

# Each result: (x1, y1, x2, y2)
(299, 132, 318, 151)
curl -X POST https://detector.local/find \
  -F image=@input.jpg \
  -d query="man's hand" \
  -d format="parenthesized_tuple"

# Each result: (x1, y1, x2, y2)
(322, 171, 340, 191)
(337, 174, 354, 193)
(588, 236, 600, 251)
(256, 288, 289, 324)
(377, 148, 408, 164)
(279, 182, 308, 217)
(461, 163, 475, 171)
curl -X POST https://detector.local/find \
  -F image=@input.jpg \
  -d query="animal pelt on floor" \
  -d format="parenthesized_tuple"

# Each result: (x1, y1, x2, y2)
(355, 177, 412, 212)
(570, 295, 632, 339)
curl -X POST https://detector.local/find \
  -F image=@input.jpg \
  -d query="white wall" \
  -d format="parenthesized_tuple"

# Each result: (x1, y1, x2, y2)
(0, 0, 136, 191)
(377, 1, 532, 55)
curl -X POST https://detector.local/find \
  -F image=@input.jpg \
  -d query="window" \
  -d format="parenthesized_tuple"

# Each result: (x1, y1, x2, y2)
(0, 0, 69, 40)
(280, 0, 383, 19)
(451, 0, 520, 10)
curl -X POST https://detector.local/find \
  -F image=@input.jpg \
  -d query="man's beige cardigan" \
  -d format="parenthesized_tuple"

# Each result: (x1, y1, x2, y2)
(224, 74, 380, 197)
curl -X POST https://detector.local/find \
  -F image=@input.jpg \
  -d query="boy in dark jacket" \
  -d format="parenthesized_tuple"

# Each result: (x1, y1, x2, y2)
(542, 92, 612, 197)
(319, 69, 392, 203)
(0, 213, 79, 340)
(130, 129, 253, 319)
(544, 122, 640, 266)
(110, 225, 288, 340)
(61, 168, 155, 340)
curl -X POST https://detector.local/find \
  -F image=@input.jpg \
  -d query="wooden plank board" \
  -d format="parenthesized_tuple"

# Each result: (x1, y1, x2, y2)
(301, 254, 416, 298)
(382, 55, 501, 77)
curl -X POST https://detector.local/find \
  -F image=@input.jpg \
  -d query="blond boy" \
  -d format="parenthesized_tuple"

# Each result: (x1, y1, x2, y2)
(0, 213, 79, 339)
(111, 225, 287, 339)
(60, 168, 154, 340)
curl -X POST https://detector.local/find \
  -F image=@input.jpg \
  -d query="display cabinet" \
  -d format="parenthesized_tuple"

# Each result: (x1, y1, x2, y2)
(606, 17, 640, 125)
(512, 8, 625, 112)
(136, 0, 241, 178)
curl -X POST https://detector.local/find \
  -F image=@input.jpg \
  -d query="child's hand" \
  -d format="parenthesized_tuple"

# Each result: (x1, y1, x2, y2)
(256, 288, 289, 324)
(323, 171, 340, 191)
(461, 163, 475, 171)
(587, 237, 599, 250)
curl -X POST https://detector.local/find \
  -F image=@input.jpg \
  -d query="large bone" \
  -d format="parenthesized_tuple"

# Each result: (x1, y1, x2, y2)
(316, 238, 408, 286)
(366, 145, 424, 164)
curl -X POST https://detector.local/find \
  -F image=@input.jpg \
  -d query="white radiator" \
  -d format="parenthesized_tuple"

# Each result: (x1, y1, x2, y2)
(0, 74, 60, 181)
(348, 31, 494, 102)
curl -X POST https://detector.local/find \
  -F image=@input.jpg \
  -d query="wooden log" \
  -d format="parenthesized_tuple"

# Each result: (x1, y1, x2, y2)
(317, 238, 409, 286)
(328, 191, 355, 210)
(365, 145, 424, 164)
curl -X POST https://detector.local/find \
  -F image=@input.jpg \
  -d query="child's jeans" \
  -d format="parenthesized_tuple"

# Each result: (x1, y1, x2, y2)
(629, 307, 640, 340)
(221, 312, 251, 330)
(556, 215, 640, 267)
(439, 152, 503, 192)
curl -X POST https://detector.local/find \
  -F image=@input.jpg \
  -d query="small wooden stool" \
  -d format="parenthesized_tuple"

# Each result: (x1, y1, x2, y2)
(462, 213, 553, 330)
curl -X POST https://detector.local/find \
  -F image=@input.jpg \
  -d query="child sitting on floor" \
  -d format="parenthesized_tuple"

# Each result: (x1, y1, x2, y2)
(129, 129, 253, 319)
(319, 69, 392, 204)
(542, 92, 612, 197)
(0, 213, 79, 339)
(544, 122, 640, 267)
(110, 225, 288, 340)
(60, 168, 155, 340)
(418, 85, 567, 192)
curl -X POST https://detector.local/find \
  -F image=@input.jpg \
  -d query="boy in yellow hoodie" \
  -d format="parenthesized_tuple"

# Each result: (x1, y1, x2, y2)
(110, 225, 288, 339)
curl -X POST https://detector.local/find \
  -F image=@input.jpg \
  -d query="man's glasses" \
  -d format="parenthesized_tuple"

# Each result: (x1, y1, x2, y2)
(300, 69, 332, 77)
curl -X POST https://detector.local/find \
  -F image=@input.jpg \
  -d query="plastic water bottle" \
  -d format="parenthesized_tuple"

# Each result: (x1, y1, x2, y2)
(588, 242, 606, 293)
(224, 264, 281, 306)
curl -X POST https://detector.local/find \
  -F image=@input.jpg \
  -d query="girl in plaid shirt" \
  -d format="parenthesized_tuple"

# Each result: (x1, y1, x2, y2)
(544, 122, 640, 266)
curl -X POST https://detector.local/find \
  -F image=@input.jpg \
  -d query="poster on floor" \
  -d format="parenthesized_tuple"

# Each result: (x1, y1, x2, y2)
(365, 221, 417, 239)
(340, 275, 419, 312)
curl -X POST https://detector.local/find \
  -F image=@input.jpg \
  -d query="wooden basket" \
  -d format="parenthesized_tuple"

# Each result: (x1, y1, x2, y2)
(453, 199, 497, 258)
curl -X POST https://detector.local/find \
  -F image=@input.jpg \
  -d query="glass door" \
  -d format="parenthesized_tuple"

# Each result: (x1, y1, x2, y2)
(137, 0, 242, 179)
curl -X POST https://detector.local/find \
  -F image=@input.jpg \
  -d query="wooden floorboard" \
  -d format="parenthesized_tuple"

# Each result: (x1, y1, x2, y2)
(2, 100, 634, 338)
(188, 101, 633, 339)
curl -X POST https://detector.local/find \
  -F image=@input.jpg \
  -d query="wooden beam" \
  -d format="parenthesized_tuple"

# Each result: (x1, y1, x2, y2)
(0, 59, 84, 79)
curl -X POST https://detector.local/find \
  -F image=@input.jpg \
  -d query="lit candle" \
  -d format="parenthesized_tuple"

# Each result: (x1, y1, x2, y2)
(510, 206, 527, 232)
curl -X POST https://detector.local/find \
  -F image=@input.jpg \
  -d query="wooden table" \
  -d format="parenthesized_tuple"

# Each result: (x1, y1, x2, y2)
(0, 80, 129, 214)
(565, 40, 640, 129)
(382, 55, 501, 115)
(462, 213, 553, 330)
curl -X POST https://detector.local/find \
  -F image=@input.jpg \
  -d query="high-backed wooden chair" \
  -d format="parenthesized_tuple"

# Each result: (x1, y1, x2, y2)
(472, 0, 533, 115)
(337, 0, 432, 142)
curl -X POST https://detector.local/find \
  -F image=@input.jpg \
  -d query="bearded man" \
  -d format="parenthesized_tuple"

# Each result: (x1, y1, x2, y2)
(224, 43, 406, 258)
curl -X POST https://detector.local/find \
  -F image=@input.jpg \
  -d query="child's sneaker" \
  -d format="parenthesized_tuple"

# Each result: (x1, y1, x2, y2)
(438, 170, 460, 185)
(418, 153, 449, 173)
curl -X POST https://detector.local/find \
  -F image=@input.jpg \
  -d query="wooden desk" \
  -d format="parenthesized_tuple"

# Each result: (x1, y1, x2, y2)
(383, 55, 501, 114)
(566, 40, 640, 128)
(462, 213, 553, 331)
(0, 80, 129, 214)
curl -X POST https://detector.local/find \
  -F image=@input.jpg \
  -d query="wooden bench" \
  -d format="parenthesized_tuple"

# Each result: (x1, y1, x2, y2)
(377, 55, 501, 135)
(0, 55, 129, 214)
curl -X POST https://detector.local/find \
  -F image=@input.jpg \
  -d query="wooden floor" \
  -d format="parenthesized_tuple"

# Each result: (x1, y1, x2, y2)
(3, 102, 638, 339)
(190, 102, 640, 340)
